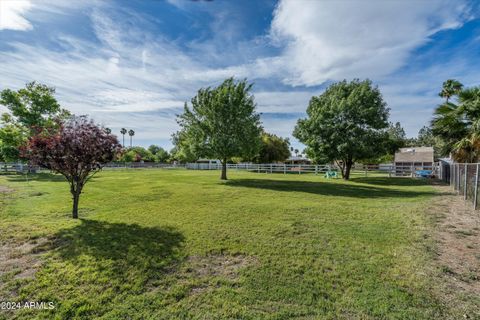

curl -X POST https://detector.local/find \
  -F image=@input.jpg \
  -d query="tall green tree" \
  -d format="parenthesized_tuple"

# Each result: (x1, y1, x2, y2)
(175, 78, 262, 180)
(0, 82, 70, 161)
(120, 128, 127, 147)
(439, 79, 463, 103)
(294, 79, 389, 179)
(119, 146, 155, 162)
(415, 125, 443, 159)
(170, 131, 197, 163)
(385, 122, 406, 154)
(416, 125, 436, 147)
(256, 132, 290, 163)
(128, 129, 135, 147)
(432, 84, 480, 161)
(364, 122, 406, 164)
(148, 145, 169, 162)
(0, 82, 69, 129)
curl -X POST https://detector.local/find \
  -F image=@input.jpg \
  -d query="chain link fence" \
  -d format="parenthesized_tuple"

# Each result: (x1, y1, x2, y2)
(443, 163, 480, 209)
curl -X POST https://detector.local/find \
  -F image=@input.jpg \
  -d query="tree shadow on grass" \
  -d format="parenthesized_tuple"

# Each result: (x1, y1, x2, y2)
(349, 177, 434, 186)
(51, 219, 185, 285)
(225, 178, 439, 198)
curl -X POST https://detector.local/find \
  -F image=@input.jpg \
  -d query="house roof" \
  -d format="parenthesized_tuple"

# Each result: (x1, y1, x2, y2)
(286, 156, 311, 161)
(394, 147, 434, 163)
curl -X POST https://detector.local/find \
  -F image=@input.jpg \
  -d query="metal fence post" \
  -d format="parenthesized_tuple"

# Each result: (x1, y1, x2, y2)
(457, 164, 460, 192)
(451, 164, 453, 186)
(474, 164, 479, 210)
(464, 163, 468, 200)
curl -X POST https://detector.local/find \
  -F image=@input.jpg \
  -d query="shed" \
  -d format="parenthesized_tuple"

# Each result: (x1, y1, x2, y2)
(394, 147, 434, 176)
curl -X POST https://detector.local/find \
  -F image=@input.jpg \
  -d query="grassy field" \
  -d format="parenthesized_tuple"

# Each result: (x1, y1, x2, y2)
(0, 169, 447, 319)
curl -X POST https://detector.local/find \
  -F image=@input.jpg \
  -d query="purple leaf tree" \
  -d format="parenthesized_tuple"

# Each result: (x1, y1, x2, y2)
(22, 116, 121, 218)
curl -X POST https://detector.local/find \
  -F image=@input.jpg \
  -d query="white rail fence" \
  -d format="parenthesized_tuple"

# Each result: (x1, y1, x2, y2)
(187, 163, 335, 174)
(0, 162, 184, 173)
(186, 162, 439, 177)
(103, 162, 185, 169)
(0, 161, 439, 178)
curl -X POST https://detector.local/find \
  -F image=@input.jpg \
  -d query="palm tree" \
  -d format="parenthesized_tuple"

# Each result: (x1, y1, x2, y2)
(439, 79, 463, 103)
(128, 129, 135, 148)
(432, 85, 480, 161)
(120, 128, 127, 147)
(294, 148, 299, 157)
(105, 128, 111, 134)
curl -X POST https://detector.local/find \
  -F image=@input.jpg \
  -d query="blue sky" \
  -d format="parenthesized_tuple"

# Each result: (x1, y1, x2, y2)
(1, 0, 479, 151)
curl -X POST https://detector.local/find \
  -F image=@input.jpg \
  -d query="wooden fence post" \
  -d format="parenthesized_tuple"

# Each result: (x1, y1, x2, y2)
(284, 164, 286, 174)
(464, 163, 468, 200)
(315, 165, 318, 175)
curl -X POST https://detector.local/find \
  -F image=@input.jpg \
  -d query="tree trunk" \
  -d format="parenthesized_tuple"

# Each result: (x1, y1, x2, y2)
(70, 181, 83, 219)
(343, 159, 353, 180)
(72, 190, 80, 219)
(221, 158, 227, 180)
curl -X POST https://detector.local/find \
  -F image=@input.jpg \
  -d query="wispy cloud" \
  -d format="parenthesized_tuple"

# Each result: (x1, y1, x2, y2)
(0, 0, 33, 31)
(270, 0, 472, 86)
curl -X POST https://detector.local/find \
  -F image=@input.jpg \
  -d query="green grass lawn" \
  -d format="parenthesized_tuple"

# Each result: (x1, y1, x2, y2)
(0, 169, 444, 319)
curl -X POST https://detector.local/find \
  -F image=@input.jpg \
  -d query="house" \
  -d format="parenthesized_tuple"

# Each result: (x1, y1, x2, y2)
(394, 147, 434, 176)
(285, 156, 312, 164)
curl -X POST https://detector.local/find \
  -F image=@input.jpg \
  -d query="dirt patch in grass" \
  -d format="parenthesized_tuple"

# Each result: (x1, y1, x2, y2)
(152, 253, 258, 296)
(0, 238, 49, 300)
(428, 184, 480, 318)
(186, 253, 258, 280)
(0, 186, 13, 193)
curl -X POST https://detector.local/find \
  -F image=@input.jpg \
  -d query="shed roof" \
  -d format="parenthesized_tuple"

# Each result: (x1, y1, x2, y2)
(394, 147, 434, 163)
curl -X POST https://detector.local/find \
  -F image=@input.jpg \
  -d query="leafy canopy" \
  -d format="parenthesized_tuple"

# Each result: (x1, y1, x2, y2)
(175, 77, 262, 163)
(0, 81, 70, 129)
(431, 81, 480, 161)
(294, 79, 389, 178)
(439, 79, 463, 103)
(0, 82, 70, 161)
(22, 116, 121, 218)
(256, 132, 290, 163)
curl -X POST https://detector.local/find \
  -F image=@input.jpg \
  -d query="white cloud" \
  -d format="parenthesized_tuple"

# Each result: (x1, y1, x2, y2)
(270, 0, 471, 86)
(255, 91, 313, 114)
(0, 0, 33, 31)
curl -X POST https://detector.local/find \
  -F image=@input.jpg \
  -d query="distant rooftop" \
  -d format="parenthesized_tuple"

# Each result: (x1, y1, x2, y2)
(395, 147, 434, 163)
(286, 156, 311, 161)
